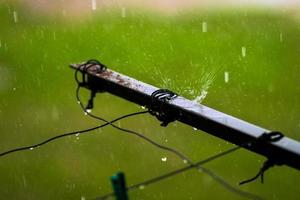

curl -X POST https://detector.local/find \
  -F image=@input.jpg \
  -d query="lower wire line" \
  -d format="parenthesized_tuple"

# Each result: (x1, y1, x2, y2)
(94, 146, 245, 200)
(76, 86, 263, 200)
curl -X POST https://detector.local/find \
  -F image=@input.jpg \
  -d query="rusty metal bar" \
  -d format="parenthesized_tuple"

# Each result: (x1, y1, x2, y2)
(70, 63, 300, 171)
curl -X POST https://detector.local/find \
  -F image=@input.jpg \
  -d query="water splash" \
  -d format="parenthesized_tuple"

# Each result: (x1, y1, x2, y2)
(148, 65, 216, 104)
(193, 90, 208, 104)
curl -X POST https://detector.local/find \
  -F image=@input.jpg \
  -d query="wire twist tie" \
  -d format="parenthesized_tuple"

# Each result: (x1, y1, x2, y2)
(149, 89, 178, 127)
(240, 131, 284, 185)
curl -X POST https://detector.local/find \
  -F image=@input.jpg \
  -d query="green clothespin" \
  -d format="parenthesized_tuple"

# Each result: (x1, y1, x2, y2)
(111, 172, 128, 200)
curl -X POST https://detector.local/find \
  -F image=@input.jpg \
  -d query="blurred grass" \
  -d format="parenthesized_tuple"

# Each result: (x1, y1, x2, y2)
(0, 3, 300, 200)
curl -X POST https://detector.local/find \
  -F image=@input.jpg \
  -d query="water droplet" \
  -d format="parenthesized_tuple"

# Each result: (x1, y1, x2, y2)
(161, 157, 167, 162)
(29, 147, 34, 150)
(224, 71, 229, 83)
(183, 159, 188, 164)
(86, 109, 92, 113)
(193, 127, 197, 131)
(91, 0, 97, 10)
(164, 139, 168, 143)
(84, 112, 88, 116)
(141, 106, 146, 110)
(13, 11, 18, 23)
(202, 21, 207, 33)
(139, 185, 145, 190)
(75, 133, 80, 137)
(241, 46, 246, 57)
(13, 87, 16, 91)
(77, 101, 81, 104)
(81, 196, 86, 200)
(121, 7, 126, 18)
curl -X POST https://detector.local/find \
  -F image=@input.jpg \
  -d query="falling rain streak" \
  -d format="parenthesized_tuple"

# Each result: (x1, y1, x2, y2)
(280, 32, 283, 42)
(121, 7, 126, 18)
(224, 71, 229, 83)
(202, 21, 207, 33)
(13, 11, 18, 23)
(241, 46, 246, 57)
(91, 0, 97, 11)
(53, 31, 56, 40)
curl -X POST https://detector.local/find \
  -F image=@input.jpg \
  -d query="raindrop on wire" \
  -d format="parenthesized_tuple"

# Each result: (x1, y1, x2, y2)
(139, 185, 145, 190)
(86, 109, 92, 113)
(161, 157, 167, 162)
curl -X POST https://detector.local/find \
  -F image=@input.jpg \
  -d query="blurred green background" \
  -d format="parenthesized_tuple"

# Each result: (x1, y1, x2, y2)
(0, 1, 300, 200)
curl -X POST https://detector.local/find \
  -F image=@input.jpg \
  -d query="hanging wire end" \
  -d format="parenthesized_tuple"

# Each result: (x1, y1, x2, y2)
(239, 131, 285, 185)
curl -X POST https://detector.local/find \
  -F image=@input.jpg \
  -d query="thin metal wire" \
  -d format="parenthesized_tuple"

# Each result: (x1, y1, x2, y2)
(94, 146, 262, 200)
(0, 110, 147, 157)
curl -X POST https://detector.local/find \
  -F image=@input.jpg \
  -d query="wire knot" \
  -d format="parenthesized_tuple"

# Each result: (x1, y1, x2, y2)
(75, 59, 107, 111)
(149, 89, 178, 127)
(76, 59, 107, 86)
